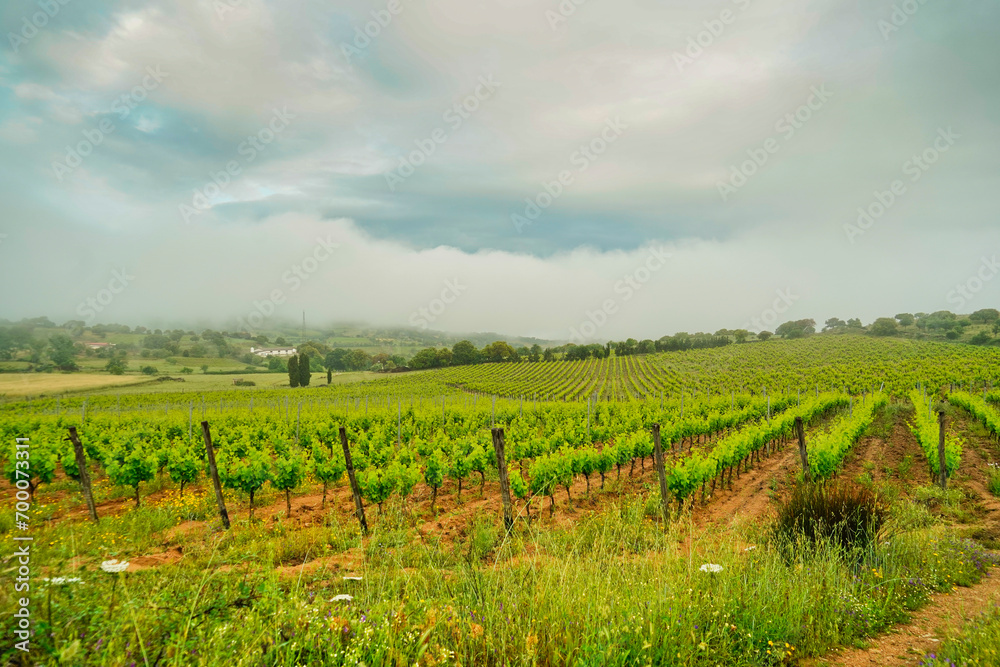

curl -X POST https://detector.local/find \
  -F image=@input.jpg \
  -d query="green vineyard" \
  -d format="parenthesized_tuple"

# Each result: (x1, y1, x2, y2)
(3, 334, 1000, 667)
(429, 335, 1000, 400)
(3, 336, 996, 518)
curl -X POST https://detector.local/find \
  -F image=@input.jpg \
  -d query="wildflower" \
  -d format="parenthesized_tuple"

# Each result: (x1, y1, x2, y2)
(101, 560, 130, 573)
(743, 545, 757, 552)
(44, 577, 84, 586)
(699, 564, 723, 574)
(330, 594, 353, 602)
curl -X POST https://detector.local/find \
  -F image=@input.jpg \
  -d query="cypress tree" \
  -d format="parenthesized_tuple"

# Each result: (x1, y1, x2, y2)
(299, 352, 311, 387)
(288, 355, 300, 388)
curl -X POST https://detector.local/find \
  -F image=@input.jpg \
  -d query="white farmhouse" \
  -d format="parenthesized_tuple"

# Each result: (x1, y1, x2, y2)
(250, 346, 297, 357)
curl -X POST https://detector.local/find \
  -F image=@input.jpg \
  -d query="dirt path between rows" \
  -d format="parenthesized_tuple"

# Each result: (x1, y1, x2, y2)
(839, 418, 920, 486)
(803, 570, 1000, 666)
(693, 443, 799, 529)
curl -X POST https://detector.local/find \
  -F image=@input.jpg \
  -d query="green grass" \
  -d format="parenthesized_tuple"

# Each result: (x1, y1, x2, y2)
(2, 487, 997, 666)
(987, 465, 1000, 497)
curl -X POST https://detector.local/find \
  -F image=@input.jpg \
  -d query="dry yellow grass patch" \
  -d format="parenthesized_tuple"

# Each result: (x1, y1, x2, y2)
(0, 373, 147, 397)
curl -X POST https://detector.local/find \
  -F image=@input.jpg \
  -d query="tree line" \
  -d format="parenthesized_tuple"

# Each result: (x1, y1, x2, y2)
(3, 308, 1000, 377)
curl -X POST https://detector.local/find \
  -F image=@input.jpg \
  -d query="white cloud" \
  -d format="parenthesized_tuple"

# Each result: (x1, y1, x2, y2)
(3, 214, 997, 340)
(0, 117, 43, 143)
(14, 83, 58, 100)
(1, 0, 998, 337)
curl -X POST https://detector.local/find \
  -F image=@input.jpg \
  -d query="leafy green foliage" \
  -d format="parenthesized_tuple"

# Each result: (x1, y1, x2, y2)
(105, 440, 157, 507)
(909, 390, 962, 480)
(665, 394, 847, 503)
(466, 444, 489, 494)
(272, 449, 307, 516)
(4, 442, 57, 500)
(310, 444, 345, 508)
(389, 460, 421, 500)
(448, 450, 472, 500)
(218, 447, 272, 519)
(105, 356, 128, 375)
(423, 449, 445, 490)
(166, 445, 199, 493)
(424, 448, 445, 511)
(360, 468, 396, 513)
(808, 394, 888, 480)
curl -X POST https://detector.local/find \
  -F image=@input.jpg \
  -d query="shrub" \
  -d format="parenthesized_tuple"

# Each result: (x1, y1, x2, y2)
(773, 483, 888, 555)
(105, 357, 128, 375)
(970, 331, 992, 346)
(140, 365, 159, 375)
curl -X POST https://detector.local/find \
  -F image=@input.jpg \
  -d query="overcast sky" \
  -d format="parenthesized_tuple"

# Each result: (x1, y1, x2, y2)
(0, 0, 997, 341)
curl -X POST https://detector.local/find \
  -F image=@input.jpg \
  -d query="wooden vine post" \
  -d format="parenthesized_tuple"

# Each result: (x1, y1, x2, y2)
(200, 421, 231, 530)
(938, 411, 948, 490)
(652, 424, 670, 527)
(795, 417, 810, 481)
(339, 427, 369, 534)
(66, 427, 98, 523)
(491, 427, 514, 531)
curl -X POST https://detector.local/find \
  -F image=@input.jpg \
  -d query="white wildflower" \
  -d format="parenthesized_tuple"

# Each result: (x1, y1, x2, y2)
(100, 560, 130, 573)
(743, 545, 757, 552)
(44, 577, 84, 585)
(330, 594, 354, 602)
(699, 563, 724, 574)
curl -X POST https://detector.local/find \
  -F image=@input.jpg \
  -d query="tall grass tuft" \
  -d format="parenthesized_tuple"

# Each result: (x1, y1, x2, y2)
(774, 482, 888, 555)
(987, 463, 1000, 497)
